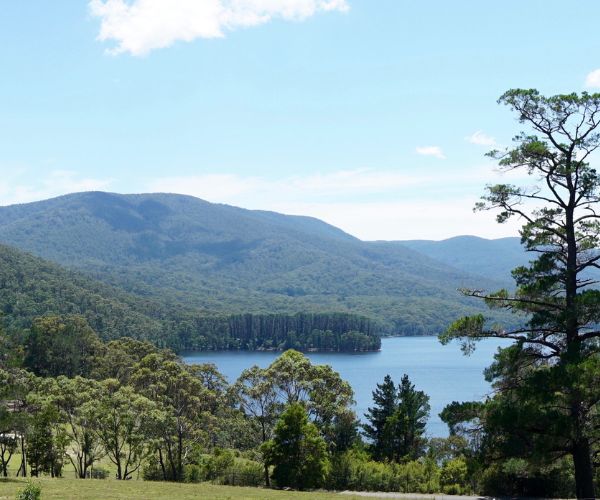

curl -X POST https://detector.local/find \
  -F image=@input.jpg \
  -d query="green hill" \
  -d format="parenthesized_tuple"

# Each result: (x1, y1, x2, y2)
(0, 192, 510, 336)
(399, 235, 527, 286)
(0, 244, 381, 351)
(0, 243, 172, 344)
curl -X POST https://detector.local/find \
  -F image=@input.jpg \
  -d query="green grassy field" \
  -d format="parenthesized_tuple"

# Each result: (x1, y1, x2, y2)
(0, 477, 375, 500)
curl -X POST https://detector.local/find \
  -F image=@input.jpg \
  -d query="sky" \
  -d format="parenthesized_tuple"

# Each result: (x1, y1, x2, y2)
(1, 0, 600, 241)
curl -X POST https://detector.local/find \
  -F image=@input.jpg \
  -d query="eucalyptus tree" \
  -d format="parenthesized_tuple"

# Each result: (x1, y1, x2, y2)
(266, 350, 355, 451)
(86, 379, 160, 480)
(130, 354, 218, 481)
(233, 365, 281, 486)
(48, 376, 104, 479)
(442, 89, 600, 498)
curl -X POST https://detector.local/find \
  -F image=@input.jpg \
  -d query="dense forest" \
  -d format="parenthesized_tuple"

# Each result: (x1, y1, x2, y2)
(0, 244, 380, 352)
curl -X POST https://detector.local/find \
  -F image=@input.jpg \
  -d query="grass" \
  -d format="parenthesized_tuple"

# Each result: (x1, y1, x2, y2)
(0, 477, 373, 500)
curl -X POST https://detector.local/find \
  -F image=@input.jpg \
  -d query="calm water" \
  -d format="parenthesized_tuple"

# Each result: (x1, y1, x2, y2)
(183, 336, 509, 437)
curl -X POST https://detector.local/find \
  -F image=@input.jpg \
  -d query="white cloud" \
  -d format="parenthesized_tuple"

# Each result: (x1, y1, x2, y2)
(146, 167, 525, 240)
(415, 146, 446, 160)
(585, 68, 600, 88)
(270, 199, 520, 241)
(89, 0, 349, 56)
(147, 168, 429, 203)
(465, 130, 496, 147)
(0, 170, 112, 206)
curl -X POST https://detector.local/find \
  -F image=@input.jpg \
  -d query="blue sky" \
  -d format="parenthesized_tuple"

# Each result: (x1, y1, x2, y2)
(1, 0, 599, 239)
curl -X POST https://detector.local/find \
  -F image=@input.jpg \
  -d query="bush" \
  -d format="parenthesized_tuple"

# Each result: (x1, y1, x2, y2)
(440, 457, 468, 494)
(184, 464, 203, 483)
(90, 467, 109, 479)
(220, 460, 265, 487)
(442, 483, 463, 495)
(480, 458, 575, 497)
(327, 450, 440, 493)
(142, 456, 164, 481)
(15, 481, 42, 500)
(203, 449, 235, 481)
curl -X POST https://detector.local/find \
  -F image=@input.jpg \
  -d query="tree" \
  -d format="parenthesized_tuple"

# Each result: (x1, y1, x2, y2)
(24, 315, 101, 378)
(266, 350, 356, 451)
(363, 375, 397, 460)
(442, 89, 600, 498)
(130, 354, 217, 481)
(86, 380, 160, 480)
(363, 374, 430, 462)
(390, 374, 430, 461)
(46, 376, 104, 479)
(89, 338, 177, 384)
(0, 370, 18, 477)
(262, 403, 329, 490)
(26, 398, 66, 477)
(232, 365, 281, 486)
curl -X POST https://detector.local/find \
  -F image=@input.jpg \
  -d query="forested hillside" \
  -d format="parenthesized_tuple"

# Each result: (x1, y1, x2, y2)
(399, 236, 526, 285)
(0, 244, 378, 351)
(0, 192, 508, 335)
(0, 243, 170, 344)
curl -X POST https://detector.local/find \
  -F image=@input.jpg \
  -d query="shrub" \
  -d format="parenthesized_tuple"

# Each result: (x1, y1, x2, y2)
(220, 460, 265, 487)
(15, 481, 42, 500)
(203, 449, 235, 481)
(327, 450, 440, 493)
(90, 467, 109, 479)
(184, 464, 203, 483)
(440, 457, 468, 494)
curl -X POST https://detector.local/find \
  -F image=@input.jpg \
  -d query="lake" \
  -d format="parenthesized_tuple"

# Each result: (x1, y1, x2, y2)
(183, 336, 509, 437)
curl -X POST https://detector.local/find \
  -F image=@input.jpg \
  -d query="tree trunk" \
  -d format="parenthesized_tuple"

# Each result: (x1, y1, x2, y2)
(261, 421, 270, 487)
(177, 429, 183, 482)
(19, 436, 26, 477)
(572, 438, 595, 499)
(158, 448, 167, 481)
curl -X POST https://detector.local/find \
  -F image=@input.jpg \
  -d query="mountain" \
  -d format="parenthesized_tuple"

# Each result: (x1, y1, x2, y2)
(399, 236, 528, 286)
(0, 192, 511, 336)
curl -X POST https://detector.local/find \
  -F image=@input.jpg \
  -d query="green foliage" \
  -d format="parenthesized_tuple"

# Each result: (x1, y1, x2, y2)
(85, 380, 162, 480)
(24, 315, 102, 378)
(262, 403, 329, 490)
(327, 449, 440, 493)
(442, 88, 600, 498)
(0, 245, 381, 351)
(232, 349, 357, 489)
(190, 313, 381, 352)
(15, 480, 41, 500)
(183, 450, 266, 487)
(26, 398, 66, 478)
(90, 467, 109, 479)
(439, 457, 469, 494)
(363, 375, 397, 460)
(363, 374, 430, 462)
(479, 458, 575, 497)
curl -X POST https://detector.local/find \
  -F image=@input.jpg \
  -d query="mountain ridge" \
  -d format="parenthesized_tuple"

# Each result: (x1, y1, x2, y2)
(0, 191, 519, 336)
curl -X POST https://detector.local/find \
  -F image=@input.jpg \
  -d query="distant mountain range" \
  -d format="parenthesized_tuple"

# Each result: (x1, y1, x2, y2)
(400, 236, 527, 286)
(0, 192, 529, 338)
